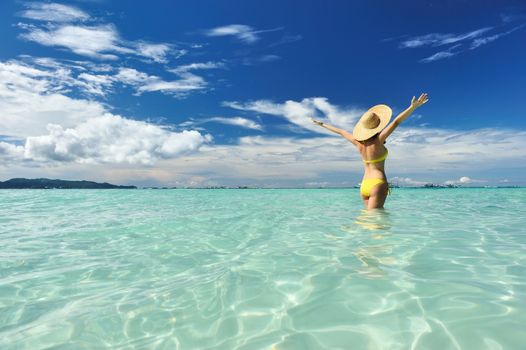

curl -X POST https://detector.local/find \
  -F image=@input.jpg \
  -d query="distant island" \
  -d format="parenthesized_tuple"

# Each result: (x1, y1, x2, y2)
(0, 178, 136, 189)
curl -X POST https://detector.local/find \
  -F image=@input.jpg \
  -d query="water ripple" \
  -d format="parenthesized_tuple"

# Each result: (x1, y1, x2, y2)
(0, 188, 525, 349)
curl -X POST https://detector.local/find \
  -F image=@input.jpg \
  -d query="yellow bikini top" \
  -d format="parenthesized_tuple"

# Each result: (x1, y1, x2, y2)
(363, 149, 388, 164)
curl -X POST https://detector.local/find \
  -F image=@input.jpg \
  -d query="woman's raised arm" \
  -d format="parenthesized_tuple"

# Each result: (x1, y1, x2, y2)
(379, 93, 428, 143)
(311, 118, 360, 146)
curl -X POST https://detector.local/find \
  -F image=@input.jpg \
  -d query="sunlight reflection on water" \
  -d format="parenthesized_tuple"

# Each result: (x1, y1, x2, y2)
(0, 189, 525, 349)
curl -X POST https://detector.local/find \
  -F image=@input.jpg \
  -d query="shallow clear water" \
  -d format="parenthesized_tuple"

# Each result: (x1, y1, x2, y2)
(0, 188, 525, 349)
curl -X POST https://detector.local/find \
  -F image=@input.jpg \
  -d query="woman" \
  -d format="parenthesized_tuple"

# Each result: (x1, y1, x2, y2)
(312, 93, 429, 209)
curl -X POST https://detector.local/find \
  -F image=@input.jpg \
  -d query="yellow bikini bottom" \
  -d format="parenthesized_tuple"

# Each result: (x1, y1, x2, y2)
(360, 178, 389, 197)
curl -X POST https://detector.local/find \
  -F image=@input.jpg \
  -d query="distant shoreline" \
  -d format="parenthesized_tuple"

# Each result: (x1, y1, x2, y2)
(0, 178, 522, 190)
(4, 186, 520, 190)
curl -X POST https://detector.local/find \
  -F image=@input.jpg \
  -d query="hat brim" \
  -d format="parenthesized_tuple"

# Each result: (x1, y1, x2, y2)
(352, 104, 392, 141)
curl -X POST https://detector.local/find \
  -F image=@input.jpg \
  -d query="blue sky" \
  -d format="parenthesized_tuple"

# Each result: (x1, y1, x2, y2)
(0, 0, 525, 187)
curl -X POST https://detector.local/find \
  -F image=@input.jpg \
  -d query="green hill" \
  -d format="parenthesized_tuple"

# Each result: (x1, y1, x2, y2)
(0, 178, 136, 189)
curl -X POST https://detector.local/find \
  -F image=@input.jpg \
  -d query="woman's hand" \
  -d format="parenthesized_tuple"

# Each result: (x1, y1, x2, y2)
(410, 93, 429, 108)
(311, 118, 324, 126)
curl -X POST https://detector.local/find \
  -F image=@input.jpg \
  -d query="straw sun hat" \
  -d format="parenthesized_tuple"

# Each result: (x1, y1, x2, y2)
(352, 104, 392, 141)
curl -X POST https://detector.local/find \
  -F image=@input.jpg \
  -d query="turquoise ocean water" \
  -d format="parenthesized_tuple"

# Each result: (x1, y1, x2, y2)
(1, 188, 525, 349)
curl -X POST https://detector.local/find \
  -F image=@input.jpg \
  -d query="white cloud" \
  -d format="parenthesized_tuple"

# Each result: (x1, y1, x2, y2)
(115, 67, 207, 97)
(135, 42, 173, 63)
(20, 3, 89, 22)
(444, 176, 485, 185)
(20, 24, 130, 60)
(0, 59, 211, 166)
(204, 24, 282, 44)
(144, 42, 186, 63)
(13, 4, 283, 86)
(114, 67, 149, 84)
(205, 24, 259, 43)
(113, 62, 224, 97)
(223, 100, 282, 115)
(223, 97, 365, 133)
(207, 117, 263, 130)
(420, 44, 462, 63)
(18, 21, 177, 63)
(399, 27, 492, 48)
(0, 60, 108, 137)
(167, 135, 354, 182)
(168, 61, 225, 74)
(470, 24, 526, 49)
(2, 56, 215, 108)
(387, 127, 526, 176)
(397, 25, 525, 62)
(0, 142, 25, 163)
(24, 114, 211, 165)
(185, 116, 263, 130)
(459, 176, 472, 183)
(422, 52, 455, 63)
(77, 72, 114, 96)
